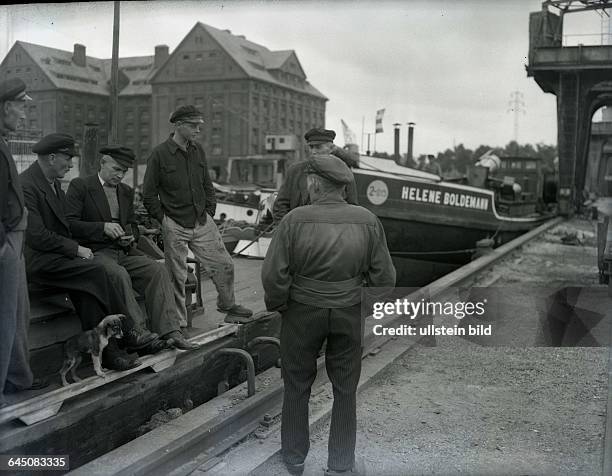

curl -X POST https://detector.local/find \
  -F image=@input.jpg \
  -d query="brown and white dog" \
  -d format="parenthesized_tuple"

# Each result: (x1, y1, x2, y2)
(59, 314, 125, 386)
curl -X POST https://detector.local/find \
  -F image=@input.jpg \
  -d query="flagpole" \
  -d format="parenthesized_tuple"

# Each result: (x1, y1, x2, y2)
(109, 1, 120, 145)
(361, 116, 364, 152)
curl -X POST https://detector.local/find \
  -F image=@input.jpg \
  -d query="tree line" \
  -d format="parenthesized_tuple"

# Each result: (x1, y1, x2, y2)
(370, 141, 558, 178)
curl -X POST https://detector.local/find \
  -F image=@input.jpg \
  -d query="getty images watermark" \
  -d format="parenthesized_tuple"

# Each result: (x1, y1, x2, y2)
(367, 292, 491, 337)
(361, 286, 612, 347)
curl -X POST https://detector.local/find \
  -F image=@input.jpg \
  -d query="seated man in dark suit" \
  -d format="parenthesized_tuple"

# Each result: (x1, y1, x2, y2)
(20, 134, 161, 370)
(65, 145, 197, 350)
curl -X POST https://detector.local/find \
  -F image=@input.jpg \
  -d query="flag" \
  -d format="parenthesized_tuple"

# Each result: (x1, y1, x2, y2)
(375, 108, 385, 133)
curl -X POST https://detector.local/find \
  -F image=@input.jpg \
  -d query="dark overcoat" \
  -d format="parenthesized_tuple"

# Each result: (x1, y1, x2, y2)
(19, 161, 115, 308)
(64, 174, 139, 251)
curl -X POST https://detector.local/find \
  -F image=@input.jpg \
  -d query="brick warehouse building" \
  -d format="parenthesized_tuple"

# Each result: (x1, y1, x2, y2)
(0, 22, 327, 180)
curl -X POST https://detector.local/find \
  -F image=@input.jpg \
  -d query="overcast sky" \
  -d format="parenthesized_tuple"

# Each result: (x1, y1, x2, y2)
(0, 1, 607, 156)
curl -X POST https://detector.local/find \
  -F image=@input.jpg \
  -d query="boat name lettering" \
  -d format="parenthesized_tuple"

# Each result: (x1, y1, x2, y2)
(401, 186, 489, 211)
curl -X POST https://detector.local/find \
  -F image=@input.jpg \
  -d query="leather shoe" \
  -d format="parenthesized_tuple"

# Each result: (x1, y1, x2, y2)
(136, 337, 171, 356)
(218, 304, 253, 318)
(283, 461, 304, 475)
(103, 355, 141, 371)
(4, 377, 49, 393)
(123, 328, 159, 350)
(164, 331, 199, 350)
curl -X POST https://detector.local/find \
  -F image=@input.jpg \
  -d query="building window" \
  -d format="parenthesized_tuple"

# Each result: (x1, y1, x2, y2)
(183, 54, 190, 60)
(212, 145, 222, 156)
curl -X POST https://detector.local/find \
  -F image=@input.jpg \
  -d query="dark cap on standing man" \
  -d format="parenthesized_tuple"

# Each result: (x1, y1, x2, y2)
(32, 133, 77, 157)
(304, 128, 336, 145)
(99, 145, 135, 169)
(169, 105, 204, 124)
(305, 154, 353, 185)
(0, 78, 32, 102)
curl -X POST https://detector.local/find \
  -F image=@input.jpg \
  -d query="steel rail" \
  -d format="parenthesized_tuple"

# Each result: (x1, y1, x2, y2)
(70, 217, 564, 476)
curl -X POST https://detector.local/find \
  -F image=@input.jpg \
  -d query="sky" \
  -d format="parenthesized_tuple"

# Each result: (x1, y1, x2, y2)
(0, 1, 607, 157)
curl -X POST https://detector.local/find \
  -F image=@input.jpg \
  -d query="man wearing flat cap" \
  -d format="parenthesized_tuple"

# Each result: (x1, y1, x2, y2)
(272, 127, 360, 224)
(0, 78, 48, 404)
(262, 154, 396, 476)
(143, 104, 252, 326)
(65, 145, 198, 350)
(20, 134, 161, 371)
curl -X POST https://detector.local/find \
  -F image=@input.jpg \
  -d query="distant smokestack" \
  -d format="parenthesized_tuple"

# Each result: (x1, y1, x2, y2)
(73, 43, 86, 67)
(154, 45, 169, 68)
(407, 122, 415, 165)
(393, 123, 401, 163)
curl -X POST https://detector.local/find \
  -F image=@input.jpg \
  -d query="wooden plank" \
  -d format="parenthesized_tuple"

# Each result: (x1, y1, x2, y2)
(0, 325, 239, 426)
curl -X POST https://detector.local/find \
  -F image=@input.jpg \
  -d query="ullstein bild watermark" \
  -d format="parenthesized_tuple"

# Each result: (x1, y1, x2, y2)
(368, 297, 491, 337)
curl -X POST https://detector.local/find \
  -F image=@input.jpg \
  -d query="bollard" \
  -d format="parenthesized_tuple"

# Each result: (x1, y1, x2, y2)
(210, 348, 256, 397)
(247, 336, 281, 368)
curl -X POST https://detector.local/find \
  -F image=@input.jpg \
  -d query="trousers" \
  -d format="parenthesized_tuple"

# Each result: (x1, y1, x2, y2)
(0, 228, 33, 403)
(94, 247, 180, 337)
(280, 300, 362, 472)
(162, 215, 235, 324)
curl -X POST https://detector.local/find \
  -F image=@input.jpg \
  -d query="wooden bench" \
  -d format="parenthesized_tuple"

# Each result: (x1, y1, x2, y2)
(0, 324, 239, 426)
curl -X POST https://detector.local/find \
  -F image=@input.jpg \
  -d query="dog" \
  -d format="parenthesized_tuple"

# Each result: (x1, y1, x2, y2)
(59, 314, 125, 386)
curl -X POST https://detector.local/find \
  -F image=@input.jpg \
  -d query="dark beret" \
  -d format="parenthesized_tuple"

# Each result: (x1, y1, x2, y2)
(99, 145, 135, 168)
(304, 128, 336, 145)
(0, 78, 32, 102)
(305, 154, 354, 185)
(32, 133, 76, 157)
(170, 105, 204, 124)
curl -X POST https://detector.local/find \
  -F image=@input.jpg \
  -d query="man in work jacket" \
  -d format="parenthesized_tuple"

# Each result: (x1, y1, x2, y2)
(262, 154, 396, 476)
(272, 127, 359, 224)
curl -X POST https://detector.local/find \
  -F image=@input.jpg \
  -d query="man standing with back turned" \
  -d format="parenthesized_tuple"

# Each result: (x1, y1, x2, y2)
(262, 154, 396, 475)
(143, 105, 252, 326)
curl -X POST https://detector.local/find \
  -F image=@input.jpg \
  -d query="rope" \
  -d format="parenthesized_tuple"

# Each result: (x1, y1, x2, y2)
(230, 222, 276, 258)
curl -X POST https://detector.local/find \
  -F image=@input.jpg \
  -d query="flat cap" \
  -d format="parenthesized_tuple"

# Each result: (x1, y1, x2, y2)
(0, 78, 32, 102)
(304, 128, 336, 145)
(170, 105, 204, 124)
(305, 154, 354, 185)
(100, 145, 135, 168)
(32, 133, 76, 157)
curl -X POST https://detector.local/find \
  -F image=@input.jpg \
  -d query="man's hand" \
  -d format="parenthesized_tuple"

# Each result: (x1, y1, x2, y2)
(77, 245, 94, 260)
(117, 235, 135, 248)
(104, 222, 125, 239)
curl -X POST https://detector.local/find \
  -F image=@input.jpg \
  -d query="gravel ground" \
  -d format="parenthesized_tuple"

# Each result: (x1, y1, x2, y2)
(254, 217, 610, 476)
(255, 340, 607, 476)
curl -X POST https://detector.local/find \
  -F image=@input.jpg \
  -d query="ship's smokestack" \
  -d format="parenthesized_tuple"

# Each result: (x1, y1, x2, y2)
(393, 123, 401, 163)
(407, 122, 415, 166)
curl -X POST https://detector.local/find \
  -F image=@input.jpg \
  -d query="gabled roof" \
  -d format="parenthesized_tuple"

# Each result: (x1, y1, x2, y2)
(201, 23, 325, 99)
(152, 23, 326, 100)
(14, 41, 156, 97)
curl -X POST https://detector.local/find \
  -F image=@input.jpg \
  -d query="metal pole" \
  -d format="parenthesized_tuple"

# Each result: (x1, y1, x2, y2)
(109, 1, 120, 144)
(81, 123, 100, 177)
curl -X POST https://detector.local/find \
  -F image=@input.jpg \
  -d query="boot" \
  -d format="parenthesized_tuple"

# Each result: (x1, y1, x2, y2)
(122, 326, 159, 351)
(163, 330, 200, 350)
(103, 339, 141, 371)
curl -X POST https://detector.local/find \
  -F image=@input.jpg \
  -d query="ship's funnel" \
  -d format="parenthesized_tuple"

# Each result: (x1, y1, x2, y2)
(393, 123, 401, 164)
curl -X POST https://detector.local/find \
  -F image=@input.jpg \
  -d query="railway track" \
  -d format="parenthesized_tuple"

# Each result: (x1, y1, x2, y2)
(71, 216, 584, 476)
